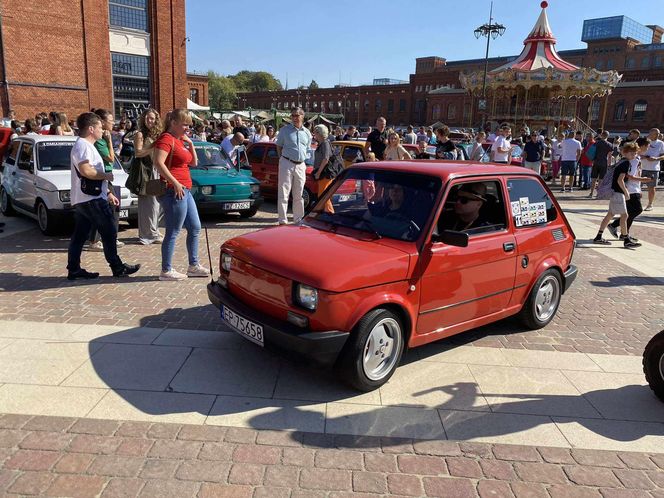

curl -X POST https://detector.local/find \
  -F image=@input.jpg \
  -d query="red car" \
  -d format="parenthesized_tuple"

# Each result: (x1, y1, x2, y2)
(208, 161, 577, 391)
(246, 142, 359, 209)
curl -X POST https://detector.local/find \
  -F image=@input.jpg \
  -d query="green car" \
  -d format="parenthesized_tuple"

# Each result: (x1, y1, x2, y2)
(191, 141, 263, 218)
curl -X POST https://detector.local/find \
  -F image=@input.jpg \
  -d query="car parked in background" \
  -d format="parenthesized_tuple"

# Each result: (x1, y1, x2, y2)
(190, 141, 262, 218)
(1, 135, 137, 235)
(208, 160, 578, 391)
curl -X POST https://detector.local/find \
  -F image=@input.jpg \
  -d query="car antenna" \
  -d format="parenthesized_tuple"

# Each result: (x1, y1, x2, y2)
(204, 225, 214, 283)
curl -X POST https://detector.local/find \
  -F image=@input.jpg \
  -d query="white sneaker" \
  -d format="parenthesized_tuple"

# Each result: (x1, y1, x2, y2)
(87, 241, 104, 252)
(159, 269, 188, 281)
(116, 240, 125, 248)
(187, 264, 210, 278)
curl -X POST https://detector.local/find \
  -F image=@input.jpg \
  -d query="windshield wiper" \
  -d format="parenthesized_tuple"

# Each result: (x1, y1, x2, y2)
(335, 212, 382, 239)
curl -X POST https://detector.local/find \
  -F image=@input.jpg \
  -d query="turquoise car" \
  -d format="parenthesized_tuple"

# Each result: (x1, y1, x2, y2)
(191, 141, 263, 218)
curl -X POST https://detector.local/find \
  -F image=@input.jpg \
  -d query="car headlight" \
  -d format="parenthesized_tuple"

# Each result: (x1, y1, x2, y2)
(201, 186, 213, 195)
(59, 190, 70, 203)
(221, 253, 232, 272)
(294, 283, 318, 311)
(250, 184, 260, 193)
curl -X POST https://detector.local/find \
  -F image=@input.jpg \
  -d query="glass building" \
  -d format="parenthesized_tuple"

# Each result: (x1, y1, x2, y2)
(582, 16, 653, 44)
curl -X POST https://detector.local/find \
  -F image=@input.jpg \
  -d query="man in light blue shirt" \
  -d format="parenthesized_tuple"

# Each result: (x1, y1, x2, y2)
(275, 107, 312, 224)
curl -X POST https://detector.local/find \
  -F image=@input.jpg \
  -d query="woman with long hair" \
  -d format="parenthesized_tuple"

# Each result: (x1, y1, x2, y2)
(53, 113, 74, 136)
(251, 124, 269, 143)
(153, 109, 209, 281)
(134, 108, 164, 245)
(383, 130, 411, 160)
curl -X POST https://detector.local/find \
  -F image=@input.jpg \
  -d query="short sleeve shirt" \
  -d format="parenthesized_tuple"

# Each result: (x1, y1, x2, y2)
(491, 136, 510, 162)
(593, 139, 613, 167)
(626, 158, 642, 194)
(313, 140, 332, 169)
(275, 124, 312, 162)
(154, 133, 193, 189)
(561, 139, 582, 161)
(611, 159, 630, 193)
(94, 139, 114, 173)
(367, 129, 388, 160)
(642, 139, 664, 171)
(523, 141, 544, 162)
(70, 138, 107, 206)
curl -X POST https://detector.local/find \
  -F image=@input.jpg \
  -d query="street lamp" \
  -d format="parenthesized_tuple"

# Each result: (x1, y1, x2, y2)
(474, 1, 506, 120)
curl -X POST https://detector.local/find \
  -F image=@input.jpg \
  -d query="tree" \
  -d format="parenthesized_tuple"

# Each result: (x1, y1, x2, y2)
(309, 79, 319, 89)
(230, 71, 282, 92)
(207, 71, 237, 110)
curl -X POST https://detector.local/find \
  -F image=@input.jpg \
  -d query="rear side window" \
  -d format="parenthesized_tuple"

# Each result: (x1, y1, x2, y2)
(17, 143, 34, 171)
(247, 145, 265, 164)
(265, 146, 279, 165)
(342, 146, 364, 163)
(507, 178, 557, 228)
(5, 141, 20, 165)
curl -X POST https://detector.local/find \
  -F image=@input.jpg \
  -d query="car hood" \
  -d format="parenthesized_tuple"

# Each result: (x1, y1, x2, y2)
(34, 170, 71, 191)
(223, 224, 412, 292)
(191, 167, 258, 185)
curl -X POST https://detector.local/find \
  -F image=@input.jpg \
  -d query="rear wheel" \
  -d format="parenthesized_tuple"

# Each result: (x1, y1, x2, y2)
(37, 201, 56, 235)
(239, 206, 258, 218)
(519, 269, 562, 329)
(337, 308, 404, 391)
(0, 187, 15, 216)
(302, 187, 314, 211)
(643, 330, 664, 402)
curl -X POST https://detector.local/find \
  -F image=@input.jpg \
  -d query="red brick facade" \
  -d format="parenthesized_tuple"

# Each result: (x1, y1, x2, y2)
(0, 0, 186, 121)
(187, 73, 209, 106)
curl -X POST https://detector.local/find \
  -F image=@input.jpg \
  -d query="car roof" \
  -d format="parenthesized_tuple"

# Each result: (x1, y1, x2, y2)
(349, 160, 539, 181)
(332, 140, 366, 146)
(193, 141, 219, 146)
(17, 135, 78, 144)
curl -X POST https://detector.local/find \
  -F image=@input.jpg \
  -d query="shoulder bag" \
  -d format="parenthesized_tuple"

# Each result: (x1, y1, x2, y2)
(145, 137, 174, 197)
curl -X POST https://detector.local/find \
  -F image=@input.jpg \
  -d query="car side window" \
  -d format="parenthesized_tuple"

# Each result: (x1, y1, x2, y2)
(6, 141, 20, 166)
(247, 145, 265, 164)
(507, 178, 558, 228)
(17, 143, 34, 171)
(436, 180, 507, 237)
(265, 147, 279, 165)
(342, 146, 364, 163)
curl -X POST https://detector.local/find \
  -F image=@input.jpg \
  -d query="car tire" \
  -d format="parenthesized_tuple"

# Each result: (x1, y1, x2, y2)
(239, 206, 258, 218)
(519, 269, 562, 330)
(37, 200, 56, 235)
(643, 330, 664, 402)
(337, 308, 404, 391)
(302, 187, 314, 211)
(0, 187, 15, 216)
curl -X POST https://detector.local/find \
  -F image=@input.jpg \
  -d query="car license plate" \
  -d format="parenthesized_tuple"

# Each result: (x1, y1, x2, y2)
(221, 305, 264, 346)
(223, 202, 251, 210)
(119, 209, 129, 219)
(336, 194, 356, 202)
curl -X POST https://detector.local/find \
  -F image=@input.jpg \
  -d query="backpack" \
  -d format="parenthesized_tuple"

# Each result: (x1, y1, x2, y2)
(596, 159, 627, 200)
(585, 142, 597, 161)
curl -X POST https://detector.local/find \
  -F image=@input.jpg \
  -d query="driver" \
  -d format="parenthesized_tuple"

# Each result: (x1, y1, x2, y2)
(440, 183, 490, 232)
(370, 184, 410, 218)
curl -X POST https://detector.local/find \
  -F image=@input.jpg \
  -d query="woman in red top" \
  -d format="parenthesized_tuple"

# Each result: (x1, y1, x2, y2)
(153, 109, 209, 281)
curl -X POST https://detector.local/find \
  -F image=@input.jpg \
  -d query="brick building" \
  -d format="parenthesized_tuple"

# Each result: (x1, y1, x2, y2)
(0, 0, 187, 121)
(186, 72, 209, 107)
(241, 15, 664, 133)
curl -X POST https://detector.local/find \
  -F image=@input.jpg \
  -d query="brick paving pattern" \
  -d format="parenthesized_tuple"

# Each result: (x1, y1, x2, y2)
(0, 413, 662, 497)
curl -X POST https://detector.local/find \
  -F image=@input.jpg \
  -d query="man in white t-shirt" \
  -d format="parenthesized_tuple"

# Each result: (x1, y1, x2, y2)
(641, 128, 664, 210)
(490, 125, 511, 164)
(67, 112, 140, 280)
(559, 131, 582, 192)
(221, 132, 245, 165)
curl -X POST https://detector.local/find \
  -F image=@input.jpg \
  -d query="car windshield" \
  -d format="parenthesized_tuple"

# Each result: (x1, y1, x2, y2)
(194, 144, 234, 168)
(307, 168, 441, 242)
(36, 142, 73, 171)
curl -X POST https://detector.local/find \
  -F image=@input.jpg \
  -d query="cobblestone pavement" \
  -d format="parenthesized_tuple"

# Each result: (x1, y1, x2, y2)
(1, 413, 664, 498)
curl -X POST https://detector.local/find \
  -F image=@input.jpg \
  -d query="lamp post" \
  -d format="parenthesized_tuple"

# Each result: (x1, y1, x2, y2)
(474, 1, 506, 127)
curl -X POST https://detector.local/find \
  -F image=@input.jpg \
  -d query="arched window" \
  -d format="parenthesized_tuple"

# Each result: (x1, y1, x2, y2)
(364, 99, 369, 111)
(432, 104, 441, 120)
(590, 100, 601, 121)
(614, 100, 626, 121)
(655, 55, 663, 68)
(641, 56, 650, 68)
(595, 60, 603, 70)
(447, 104, 457, 120)
(625, 57, 636, 69)
(375, 99, 382, 111)
(633, 100, 647, 121)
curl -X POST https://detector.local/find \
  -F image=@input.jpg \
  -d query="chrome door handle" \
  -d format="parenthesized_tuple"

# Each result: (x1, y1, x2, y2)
(503, 242, 515, 252)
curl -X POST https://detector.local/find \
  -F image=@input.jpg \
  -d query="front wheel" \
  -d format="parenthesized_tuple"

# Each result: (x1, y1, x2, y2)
(302, 187, 314, 211)
(37, 201, 56, 235)
(337, 308, 404, 391)
(239, 206, 258, 218)
(644, 330, 664, 402)
(519, 269, 562, 329)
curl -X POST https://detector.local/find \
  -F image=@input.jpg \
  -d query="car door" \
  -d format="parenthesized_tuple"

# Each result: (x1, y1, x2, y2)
(416, 178, 517, 335)
(247, 144, 267, 187)
(340, 144, 365, 168)
(2, 140, 21, 191)
(14, 142, 36, 211)
(263, 145, 280, 196)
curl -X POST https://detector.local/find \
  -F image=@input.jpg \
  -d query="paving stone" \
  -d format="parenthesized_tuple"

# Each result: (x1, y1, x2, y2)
(565, 466, 621, 487)
(0, 429, 27, 448)
(381, 437, 415, 454)
(4, 449, 60, 471)
(199, 483, 253, 498)
(617, 453, 658, 470)
(334, 434, 382, 452)
(100, 477, 145, 498)
(138, 479, 200, 497)
(69, 434, 122, 454)
(494, 445, 541, 462)
(300, 468, 352, 491)
(572, 449, 626, 468)
(22, 416, 76, 432)
(199, 442, 235, 461)
(599, 489, 653, 498)
(352, 471, 388, 493)
(146, 423, 181, 440)
(139, 459, 179, 480)
(398, 454, 448, 475)
(18, 431, 73, 451)
(477, 479, 515, 498)
(54, 452, 94, 474)
(302, 432, 337, 449)
(115, 421, 152, 438)
(651, 455, 664, 471)
(88, 455, 144, 477)
(148, 439, 202, 459)
(514, 462, 568, 485)
(264, 465, 299, 488)
(233, 444, 281, 465)
(228, 463, 265, 485)
(253, 487, 291, 498)
(462, 443, 495, 459)
(481, 459, 518, 481)
(224, 427, 258, 444)
(0, 414, 32, 429)
(538, 447, 575, 465)
(314, 449, 364, 470)
(47, 474, 108, 498)
(177, 424, 226, 442)
(387, 474, 424, 496)
(175, 460, 230, 482)
(646, 470, 664, 487)
(7, 471, 54, 495)
(0, 469, 19, 493)
(423, 476, 478, 497)
(414, 440, 462, 457)
(548, 484, 602, 497)
(114, 437, 154, 457)
(69, 418, 120, 436)
(255, 429, 303, 447)
(447, 457, 484, 478)
(365, 453, 398, 473)
(510, 481, 549, 498)
(613, 469, 656, 490)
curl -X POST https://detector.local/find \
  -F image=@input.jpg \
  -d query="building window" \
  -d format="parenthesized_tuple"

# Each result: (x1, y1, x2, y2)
(432, 104, 441, 120)
(312, 101, 318, 109)
(109, 0, 148, 31)
(614, 100, 626, 121)
(375, 99, 382, 111)
(329, 101, 334, 111)
(387, 99, 394, 113)
(463, 103, 471, 121)
(595, 60, 603, 70)
(447, 104, 457, 120)
(633, 100, 647, 121)
(607, 59, 614, 69)
(641, 56, 650, 68)
(111, 53, 150, 118)
(625, 57, 636, 69)
(655, 56, 663, 67)
(189, 88, 199, 104)
(364, 99, 369, 111)
(399, 99, 406, 112)
(354, 100, 359, 109)
(590, 99, 601, 121)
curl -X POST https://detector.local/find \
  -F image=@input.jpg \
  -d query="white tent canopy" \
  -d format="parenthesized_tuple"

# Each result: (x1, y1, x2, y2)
(187, 99, 210, 111)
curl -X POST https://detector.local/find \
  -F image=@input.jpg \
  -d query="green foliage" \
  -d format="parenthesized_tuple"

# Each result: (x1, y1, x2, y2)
(206, 70, 283, 110)
(207, 71, 237, 110)
(309, 79, 319, 89)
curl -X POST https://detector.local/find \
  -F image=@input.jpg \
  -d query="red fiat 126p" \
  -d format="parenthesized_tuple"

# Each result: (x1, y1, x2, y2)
(207, 161, 578, 391)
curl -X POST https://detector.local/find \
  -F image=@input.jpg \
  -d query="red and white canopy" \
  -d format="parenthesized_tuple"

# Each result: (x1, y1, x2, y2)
(491, 1, 578, 73)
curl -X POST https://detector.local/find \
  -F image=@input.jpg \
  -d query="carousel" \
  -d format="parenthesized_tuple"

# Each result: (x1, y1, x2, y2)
(460, 1, 622, 133)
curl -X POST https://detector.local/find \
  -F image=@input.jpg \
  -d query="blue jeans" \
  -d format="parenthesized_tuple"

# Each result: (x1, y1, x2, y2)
(158, 188, 201, 272)
(68, 198, 123, 273)
(580, 166, 592, 188)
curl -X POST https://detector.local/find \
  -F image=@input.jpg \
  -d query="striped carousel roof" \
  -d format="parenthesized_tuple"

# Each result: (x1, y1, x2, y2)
(491, 1, 579, 73)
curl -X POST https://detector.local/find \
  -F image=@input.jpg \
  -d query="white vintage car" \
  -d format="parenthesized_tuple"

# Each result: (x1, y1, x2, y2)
(0, 135, 137, 235)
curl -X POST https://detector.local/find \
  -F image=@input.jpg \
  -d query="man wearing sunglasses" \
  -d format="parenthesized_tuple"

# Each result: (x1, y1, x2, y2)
(441, 183, 490, 232)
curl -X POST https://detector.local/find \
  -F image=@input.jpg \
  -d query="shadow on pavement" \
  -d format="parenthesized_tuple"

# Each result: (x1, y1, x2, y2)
(591, 276, 664, 287)
(0, 272, 159, 291)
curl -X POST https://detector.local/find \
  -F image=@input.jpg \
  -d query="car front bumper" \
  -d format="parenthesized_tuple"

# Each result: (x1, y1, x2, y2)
(196, 196, 263, 214)
(207, 280, 349, 366)
(563, 265, 578, 293)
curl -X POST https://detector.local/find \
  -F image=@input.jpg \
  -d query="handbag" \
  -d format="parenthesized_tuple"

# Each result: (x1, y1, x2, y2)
(145, 137, 174, 197)
(74, 164, 103, 196)
(322, 142, 344, 179)
(125, 156, 145, 195)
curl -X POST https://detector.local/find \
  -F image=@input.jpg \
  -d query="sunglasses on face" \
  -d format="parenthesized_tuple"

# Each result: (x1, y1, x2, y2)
(456, 194, 484, 204)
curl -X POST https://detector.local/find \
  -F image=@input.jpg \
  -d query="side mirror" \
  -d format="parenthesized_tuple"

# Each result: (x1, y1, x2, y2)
(431, 229, 469, 247)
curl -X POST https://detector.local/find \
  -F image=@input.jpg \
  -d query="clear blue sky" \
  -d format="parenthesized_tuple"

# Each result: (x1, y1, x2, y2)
(185, 0, 663, 88)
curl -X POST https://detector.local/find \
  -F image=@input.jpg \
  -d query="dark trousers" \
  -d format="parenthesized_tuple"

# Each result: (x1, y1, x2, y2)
(68, 198, 123, 273)
(609, 193, 642, 232)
